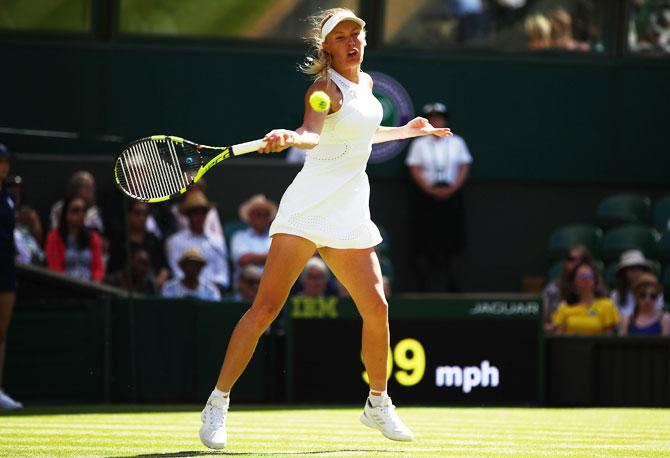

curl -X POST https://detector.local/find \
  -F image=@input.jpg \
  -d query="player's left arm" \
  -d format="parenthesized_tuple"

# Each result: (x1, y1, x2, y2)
(368, 74, 452, 144)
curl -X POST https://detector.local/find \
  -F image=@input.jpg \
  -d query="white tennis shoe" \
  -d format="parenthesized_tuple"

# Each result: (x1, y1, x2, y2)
(199, 392, 229, 449)
(360, 395, 414, 441)
(0, 389, 22, 410)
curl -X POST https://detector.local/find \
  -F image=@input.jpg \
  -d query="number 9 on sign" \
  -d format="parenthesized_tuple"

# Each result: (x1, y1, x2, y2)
(362, 338, 425, 387)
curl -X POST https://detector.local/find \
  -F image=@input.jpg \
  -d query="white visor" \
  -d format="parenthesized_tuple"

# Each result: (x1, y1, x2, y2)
(320, 12, 366, 40)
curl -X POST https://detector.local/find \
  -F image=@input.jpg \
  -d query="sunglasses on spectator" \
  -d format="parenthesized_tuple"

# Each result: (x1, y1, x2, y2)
(69, 206, 86, 213)
(576, 271, 594, 280)
(187, 208, 209, 215)
(565, 255, 582, 262)
(638, 292, 658, 301)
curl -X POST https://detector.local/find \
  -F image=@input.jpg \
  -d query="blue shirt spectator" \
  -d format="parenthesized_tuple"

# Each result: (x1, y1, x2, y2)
(161, 247, 221, 301)
(166, 191, 229, 291)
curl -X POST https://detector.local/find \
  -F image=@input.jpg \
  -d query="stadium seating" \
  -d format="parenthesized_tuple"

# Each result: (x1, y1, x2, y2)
(376, 225, 391, 258)
(662, 265, 670, 292)
(658, 232, 670, 263)
(596, 193, 652, 229)
(653, 195, 670, 232)
(601, 224, 660, 261)
(547, 261, 563, 280)
(223, 219, 249, 252)
(546, 224, 603, 260)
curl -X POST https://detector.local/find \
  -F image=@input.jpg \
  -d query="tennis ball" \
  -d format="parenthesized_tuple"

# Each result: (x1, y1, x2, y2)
(309, 90, 331, 112)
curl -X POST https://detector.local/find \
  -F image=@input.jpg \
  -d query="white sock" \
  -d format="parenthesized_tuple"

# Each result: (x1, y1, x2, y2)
(368, 390, 388, 407)
(212, 388, 229, 398)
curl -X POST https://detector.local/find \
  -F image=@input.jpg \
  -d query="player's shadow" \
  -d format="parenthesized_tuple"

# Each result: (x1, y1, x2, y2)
(112, 450, 406, 457)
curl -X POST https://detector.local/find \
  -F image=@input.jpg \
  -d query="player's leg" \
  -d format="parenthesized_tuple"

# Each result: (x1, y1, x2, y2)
(200, 233, 316, 449)
(318, 247, 413, 441)
(0, 292, 21, 410)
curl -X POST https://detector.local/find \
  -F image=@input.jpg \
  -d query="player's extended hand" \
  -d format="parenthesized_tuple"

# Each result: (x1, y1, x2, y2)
(406, 117, 453, 138)
(260, 129, 296, 154)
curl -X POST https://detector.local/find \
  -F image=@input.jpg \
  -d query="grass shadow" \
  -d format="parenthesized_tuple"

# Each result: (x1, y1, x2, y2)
(0, 404, 365, 417)
(111, 450, 408, 457)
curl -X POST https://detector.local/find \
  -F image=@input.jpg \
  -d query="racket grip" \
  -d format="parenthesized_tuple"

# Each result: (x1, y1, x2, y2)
(232, 139, 267, 156)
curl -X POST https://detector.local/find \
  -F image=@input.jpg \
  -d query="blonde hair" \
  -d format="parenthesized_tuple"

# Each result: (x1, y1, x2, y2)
(299, 8, 363, 82)
(524, 14, 552, 48)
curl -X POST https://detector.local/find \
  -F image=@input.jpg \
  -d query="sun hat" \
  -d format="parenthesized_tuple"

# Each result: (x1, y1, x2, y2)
(422, 102, 449, 118)
(180, 190, 212, 214)
(321, 11, 365, 40)
(615, 249, 652, 274)
(239, 194, 278, 223)
(178, 247, 206, 266)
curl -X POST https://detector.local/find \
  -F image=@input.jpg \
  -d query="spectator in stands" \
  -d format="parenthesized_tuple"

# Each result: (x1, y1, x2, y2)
(14, 206, 44, 265)
(106, 248, 157, 295)
(541, 245, 607, 329)
(449, 0, 488, 44)
(45, 196, 104, 282)
(49, 171, 104, 234)
(231, 194, 276, 279)
(548, 260, 620, 336)
(171, 180, 224, 240)
(620, 273, 670, 336)
(548, 8, 589, 51)
(228, 265, 262, 302)
(612, 250, 664, 317)
(0, 143, 22, 410)
(162, 248, 221, 301)
(525, 14, 552, 49)
(405, 102, 472, 292)
(296, 257, 330, 297)
(166, 191, 229, 292)
(107, 201, 170, 289)
(629, 0, 670, 53)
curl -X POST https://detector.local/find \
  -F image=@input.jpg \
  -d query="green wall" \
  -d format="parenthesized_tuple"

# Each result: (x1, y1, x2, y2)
(1, 41, 668, 184)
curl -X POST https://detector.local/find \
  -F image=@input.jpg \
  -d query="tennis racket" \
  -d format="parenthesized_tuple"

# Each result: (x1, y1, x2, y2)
(114, 135, 266, 202)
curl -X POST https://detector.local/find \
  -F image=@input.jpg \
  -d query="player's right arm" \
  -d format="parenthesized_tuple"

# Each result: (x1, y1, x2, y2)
(260, 80, 341, 153)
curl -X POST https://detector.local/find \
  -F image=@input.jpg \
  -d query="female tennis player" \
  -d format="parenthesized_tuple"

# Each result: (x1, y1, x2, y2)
(200, 8, 452, 449)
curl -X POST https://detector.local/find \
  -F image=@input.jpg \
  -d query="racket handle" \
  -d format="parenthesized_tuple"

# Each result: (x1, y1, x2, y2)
(232, 139, 267, 156)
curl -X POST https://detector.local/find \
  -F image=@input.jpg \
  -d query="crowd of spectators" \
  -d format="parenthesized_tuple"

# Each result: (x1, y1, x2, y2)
(5, 143, 394, 304)
(543, 245, 669, 337)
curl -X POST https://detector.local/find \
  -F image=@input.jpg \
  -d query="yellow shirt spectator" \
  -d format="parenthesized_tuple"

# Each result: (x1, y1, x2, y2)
(551, 298, 621, 335)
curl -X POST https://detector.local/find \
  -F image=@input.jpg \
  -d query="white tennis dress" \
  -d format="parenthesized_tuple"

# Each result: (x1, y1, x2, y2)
(269, 68, 384, 249)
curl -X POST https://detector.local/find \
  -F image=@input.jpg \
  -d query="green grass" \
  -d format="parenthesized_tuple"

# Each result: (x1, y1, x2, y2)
(1, 405, 670, 457)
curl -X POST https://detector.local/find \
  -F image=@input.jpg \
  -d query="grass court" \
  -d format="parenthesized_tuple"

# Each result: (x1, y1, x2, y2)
(2, 405, 670, 457)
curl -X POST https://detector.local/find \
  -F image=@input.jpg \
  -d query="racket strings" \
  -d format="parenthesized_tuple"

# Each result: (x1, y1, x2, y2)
(115, 140, 196, 200)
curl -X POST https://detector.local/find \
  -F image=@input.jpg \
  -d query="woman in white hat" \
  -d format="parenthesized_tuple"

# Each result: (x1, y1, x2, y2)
(611, 250, 664, 317)
(199, 7, 451, 449)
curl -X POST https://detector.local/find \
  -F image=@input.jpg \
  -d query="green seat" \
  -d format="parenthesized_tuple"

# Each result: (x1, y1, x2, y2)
(596, 193, 651, 229)
(658, 232, 670, 263)
(601, 224, 660, 261)
(654, 196, 670, 232)
(547, 224, 603, 260)
(662, 265, 670, 293)
(547, 261, 563, 280)
(223, 219, 249, 252)
(604, 262, 618, 288)
(376, 225, 391, 258)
